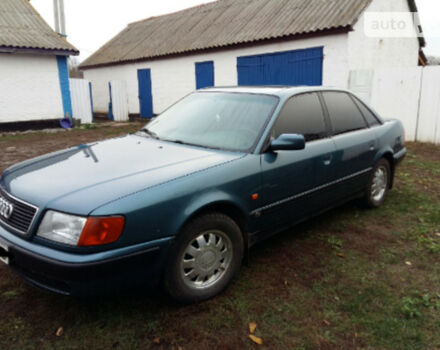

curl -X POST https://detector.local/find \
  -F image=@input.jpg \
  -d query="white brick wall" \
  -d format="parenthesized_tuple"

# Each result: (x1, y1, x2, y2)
(0, 54, 64, 122)
(84, 33, 349, 115)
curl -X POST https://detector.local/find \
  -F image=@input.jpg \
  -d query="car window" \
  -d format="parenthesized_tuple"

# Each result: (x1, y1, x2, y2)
(322, 92, 368, 135)
(272, 92, 327, 142)
(144, 92, 278, 152)
(352, 96, 381, 127)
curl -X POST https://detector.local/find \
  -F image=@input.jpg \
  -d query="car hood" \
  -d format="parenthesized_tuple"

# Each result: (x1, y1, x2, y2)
(1, 134, 244, 215)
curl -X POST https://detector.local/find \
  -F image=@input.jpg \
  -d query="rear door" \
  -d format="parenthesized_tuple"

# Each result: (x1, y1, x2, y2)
(320, 91, 377, 198)
(258, 92, 336, 232)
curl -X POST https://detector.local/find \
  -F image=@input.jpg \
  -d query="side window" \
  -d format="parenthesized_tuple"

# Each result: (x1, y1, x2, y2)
(322, 92, 368, 135)
(352, 96, 381, 127)
(272, 93, 327, 142)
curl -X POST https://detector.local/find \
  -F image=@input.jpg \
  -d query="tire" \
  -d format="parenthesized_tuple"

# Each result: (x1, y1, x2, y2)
(164, 212, 244, 304)
(364, 158, 391, 208)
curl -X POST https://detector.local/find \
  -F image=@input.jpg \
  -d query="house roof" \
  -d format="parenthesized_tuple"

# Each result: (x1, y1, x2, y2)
(80, 0, 373, 69)
(0, 0, 78, 55)
(80, 0, 426, 70)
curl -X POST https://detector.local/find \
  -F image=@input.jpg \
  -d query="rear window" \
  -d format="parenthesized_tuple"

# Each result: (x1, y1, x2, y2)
(352, 97, 381, 127)
(322, 92, 368, 135)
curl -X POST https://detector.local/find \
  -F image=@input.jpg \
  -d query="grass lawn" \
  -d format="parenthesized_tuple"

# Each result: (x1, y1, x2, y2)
(0, 124, 439, 349)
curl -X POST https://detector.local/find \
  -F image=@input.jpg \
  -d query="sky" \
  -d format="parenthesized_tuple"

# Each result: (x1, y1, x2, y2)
(30, 0, 217, 61)
(30, 0, 440, 61)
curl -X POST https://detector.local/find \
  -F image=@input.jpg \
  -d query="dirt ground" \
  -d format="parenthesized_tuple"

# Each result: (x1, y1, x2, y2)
(0, 123, 439, 350)
(0, 122, 144, 172)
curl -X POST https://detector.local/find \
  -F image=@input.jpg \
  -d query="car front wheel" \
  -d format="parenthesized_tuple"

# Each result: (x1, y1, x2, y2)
(164, 212, 244, 303)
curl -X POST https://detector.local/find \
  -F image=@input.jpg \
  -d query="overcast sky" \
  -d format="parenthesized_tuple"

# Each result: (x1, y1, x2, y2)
(30, 0, 440, 61)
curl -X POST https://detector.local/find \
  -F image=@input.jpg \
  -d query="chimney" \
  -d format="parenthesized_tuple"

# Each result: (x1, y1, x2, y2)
(53, 0, 67, 37)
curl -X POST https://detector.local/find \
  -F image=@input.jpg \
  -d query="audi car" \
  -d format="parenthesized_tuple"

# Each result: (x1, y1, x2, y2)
(0, 87, 406, 303)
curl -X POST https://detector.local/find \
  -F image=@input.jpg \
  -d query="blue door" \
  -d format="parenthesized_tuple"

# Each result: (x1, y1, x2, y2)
(89, 82, 94, 121)
(237, 47, 323, 86)
(137, 69, 153, 118)
(108, 82, 113, 120)
(195, 61, 214, 89)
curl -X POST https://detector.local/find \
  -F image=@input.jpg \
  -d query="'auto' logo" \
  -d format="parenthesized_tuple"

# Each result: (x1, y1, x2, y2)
(0, 197, 13, 219)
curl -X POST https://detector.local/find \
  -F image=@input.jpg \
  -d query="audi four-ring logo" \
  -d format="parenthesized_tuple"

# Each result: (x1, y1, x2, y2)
(0, 197, 13, 219)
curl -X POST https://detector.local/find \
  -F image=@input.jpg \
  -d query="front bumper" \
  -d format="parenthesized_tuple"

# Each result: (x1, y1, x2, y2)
(0, 225, 173, 296)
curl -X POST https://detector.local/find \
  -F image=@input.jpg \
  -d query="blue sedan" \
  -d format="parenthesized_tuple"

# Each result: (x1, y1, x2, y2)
(0, 87, 406, 303)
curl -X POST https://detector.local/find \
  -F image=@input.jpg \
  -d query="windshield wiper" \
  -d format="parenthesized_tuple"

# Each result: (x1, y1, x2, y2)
(138, 128, 160, 140)
(167, 139, 223, 151)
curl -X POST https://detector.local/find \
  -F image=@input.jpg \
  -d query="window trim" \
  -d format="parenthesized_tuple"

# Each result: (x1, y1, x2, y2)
(319, 91, 369, 137)
(267, 91, 331, 146)
(349, 95, 383, 128)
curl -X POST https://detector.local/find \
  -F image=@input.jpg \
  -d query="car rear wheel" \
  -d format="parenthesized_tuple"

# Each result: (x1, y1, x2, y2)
(364, 158, 391, 208)
(164, 212, 244, 303)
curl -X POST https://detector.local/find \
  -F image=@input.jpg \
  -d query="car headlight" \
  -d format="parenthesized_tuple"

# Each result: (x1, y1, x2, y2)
(37, 210, 125, 247)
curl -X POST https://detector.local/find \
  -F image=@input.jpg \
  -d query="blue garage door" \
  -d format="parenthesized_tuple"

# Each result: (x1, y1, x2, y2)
(237, 47, 323, 86)
(195, 61, 214, 89)
(138, 69, 153, 118)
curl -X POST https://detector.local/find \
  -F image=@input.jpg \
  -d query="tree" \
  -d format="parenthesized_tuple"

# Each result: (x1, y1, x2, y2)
(427, 56, 440, 66)
(68, 57, 84, 78)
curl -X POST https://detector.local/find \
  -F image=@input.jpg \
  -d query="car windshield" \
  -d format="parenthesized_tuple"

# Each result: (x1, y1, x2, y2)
(141, 92, 278, 152)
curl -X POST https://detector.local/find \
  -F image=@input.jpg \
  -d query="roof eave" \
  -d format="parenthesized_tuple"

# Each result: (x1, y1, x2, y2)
(407, 0, 426, 47)
(0, 45, 79, 56)
(418, 48, 427, 66)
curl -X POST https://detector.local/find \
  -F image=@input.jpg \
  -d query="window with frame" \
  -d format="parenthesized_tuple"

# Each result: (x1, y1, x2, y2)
(322, 92, 368, 135)
(272, 92, 327, 142)
(352, 96, 381, 127)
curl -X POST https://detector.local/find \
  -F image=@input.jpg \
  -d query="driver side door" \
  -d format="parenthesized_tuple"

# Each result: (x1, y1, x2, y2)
(256, 92, 337, 234)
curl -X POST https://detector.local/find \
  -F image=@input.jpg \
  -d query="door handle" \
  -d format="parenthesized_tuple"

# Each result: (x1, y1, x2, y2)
(369, 143, 375, 151)
(323, 154, 333, 166)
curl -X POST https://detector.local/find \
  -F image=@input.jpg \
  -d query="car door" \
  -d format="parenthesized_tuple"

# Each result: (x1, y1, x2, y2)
(320, 91, 378, 199)
(256, 92, 337, 233)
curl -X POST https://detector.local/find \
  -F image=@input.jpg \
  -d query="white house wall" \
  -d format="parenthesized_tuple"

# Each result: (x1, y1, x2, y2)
(0, 54, 64, 122)
(84, 33, 349, 115)
(348, 0, 420, 70)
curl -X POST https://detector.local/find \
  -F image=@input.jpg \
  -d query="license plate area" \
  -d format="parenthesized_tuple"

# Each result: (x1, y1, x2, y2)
(0, 239, 9, 265)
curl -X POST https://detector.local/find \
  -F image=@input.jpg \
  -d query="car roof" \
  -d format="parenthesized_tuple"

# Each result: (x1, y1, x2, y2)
(200, 86, 351, 98)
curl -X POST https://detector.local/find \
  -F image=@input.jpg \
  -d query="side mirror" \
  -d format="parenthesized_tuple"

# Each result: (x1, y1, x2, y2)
(270, 134, 306, 151)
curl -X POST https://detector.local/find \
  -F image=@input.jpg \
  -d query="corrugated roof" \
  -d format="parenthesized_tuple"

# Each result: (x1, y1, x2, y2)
(81, 0, 373, 69)
(0, 0, 78, 55)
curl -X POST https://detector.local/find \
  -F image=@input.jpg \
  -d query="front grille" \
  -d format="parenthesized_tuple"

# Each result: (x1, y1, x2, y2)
(0, 188, 37, 234)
